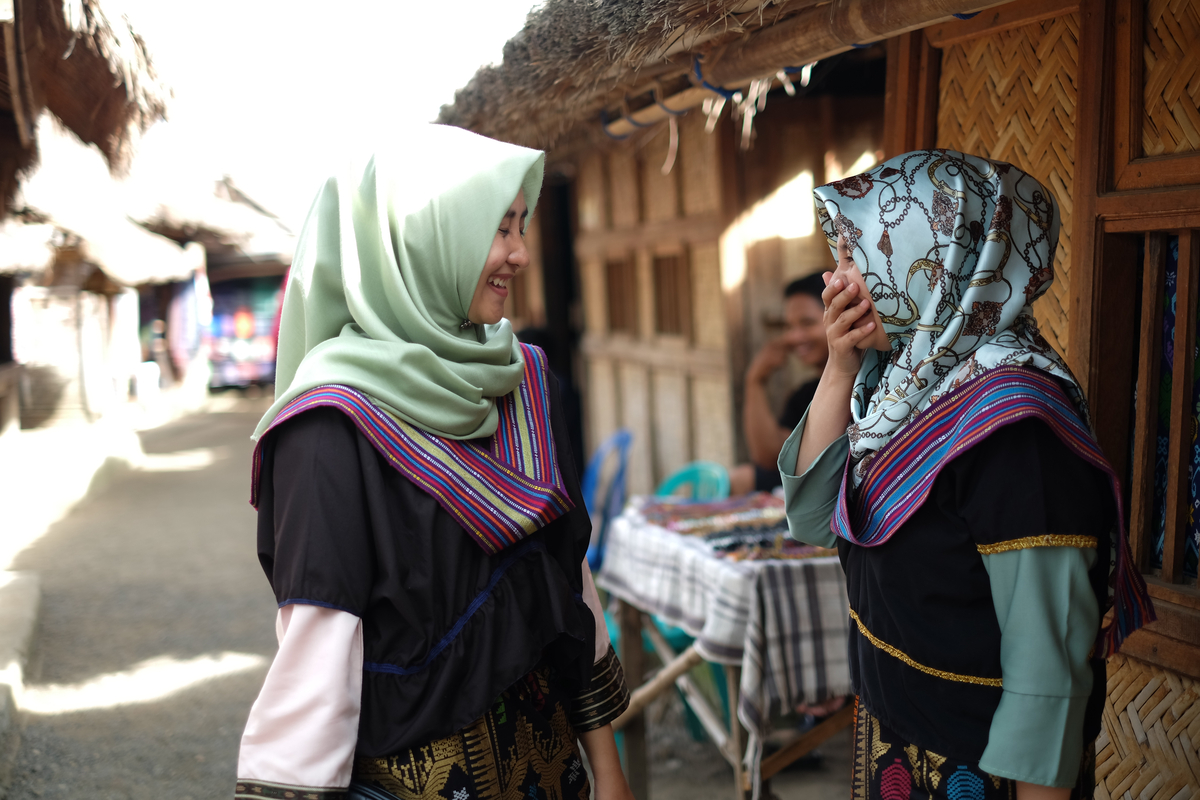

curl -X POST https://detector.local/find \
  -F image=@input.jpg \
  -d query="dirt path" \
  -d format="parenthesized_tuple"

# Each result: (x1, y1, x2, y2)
(8, 403, 276, 800)
(6, 400, 852, 800)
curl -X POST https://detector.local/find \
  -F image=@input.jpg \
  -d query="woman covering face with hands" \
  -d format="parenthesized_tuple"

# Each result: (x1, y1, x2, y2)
(778, 150, 1153, 800)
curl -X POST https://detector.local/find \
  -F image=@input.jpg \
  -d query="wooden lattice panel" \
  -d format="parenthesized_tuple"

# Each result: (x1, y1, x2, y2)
(1144, 0, 1200, 157)
(1096, 653, 1200, 800)
(937, 14, 1079, 358)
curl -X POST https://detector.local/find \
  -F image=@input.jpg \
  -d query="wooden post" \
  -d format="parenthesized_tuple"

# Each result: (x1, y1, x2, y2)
(618, 600, 649, 800)
(724, 664, 745, 800)
(1129, 233, 1166, 571)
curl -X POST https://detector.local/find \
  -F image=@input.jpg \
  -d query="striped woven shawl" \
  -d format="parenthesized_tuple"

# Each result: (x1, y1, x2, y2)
(831, 366, 1154, 656)
(251, 344, 572, 555)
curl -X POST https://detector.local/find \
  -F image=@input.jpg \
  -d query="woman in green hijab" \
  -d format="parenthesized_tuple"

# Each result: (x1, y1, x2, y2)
(234, 125, 634, 800)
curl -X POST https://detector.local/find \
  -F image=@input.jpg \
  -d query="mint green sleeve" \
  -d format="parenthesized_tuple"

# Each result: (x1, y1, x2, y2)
(776, 407, 848, 548)
(978, 546, 1099, 787)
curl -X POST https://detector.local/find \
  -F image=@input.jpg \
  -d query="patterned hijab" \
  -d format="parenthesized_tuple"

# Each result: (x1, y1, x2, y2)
(813, 150, 1084, 487)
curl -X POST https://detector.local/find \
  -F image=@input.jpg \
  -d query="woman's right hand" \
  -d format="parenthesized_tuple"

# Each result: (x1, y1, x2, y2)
(821, 271, 875, 380)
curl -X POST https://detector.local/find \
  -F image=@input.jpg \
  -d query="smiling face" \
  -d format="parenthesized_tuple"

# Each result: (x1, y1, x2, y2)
(784, 293, 829, 368)
(467, 191, 529, 325)
(831, 233, 891, 352)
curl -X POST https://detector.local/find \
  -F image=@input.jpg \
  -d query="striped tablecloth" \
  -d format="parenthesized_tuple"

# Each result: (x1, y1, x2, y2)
(596, 500, 853, 761)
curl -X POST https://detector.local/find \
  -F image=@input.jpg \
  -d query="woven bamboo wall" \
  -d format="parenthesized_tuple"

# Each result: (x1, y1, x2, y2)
(1143, 0, 1200, 156)
(1096, 653, 1200, 800)
(937, 14, 1079, 358)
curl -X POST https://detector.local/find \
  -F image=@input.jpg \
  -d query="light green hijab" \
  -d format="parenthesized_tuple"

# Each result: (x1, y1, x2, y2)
(253, 124, 545, 441)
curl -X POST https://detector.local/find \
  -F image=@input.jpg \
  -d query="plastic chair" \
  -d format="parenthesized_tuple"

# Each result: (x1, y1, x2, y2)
(654, 460, 730, 501)
(581, 429, 633, 570)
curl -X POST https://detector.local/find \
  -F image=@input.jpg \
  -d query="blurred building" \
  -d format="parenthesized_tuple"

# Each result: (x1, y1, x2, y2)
(136, 176, 294, 390)
(0, 0, 169, 431)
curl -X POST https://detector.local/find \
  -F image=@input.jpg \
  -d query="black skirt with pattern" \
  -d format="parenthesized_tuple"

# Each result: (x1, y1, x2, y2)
(852, 700, 1094, 800)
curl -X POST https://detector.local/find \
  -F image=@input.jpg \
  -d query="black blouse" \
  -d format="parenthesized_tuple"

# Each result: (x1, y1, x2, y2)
(254, 380, 598, 758)
(839, 418, 1115, 762)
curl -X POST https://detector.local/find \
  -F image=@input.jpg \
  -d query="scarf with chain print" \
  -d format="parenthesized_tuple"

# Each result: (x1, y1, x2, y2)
(814, 150, 1082, 488)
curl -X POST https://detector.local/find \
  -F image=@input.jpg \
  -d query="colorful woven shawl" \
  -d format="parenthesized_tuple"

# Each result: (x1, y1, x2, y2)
(831, 366, 1154, 656)
(251, 344, 572, 555)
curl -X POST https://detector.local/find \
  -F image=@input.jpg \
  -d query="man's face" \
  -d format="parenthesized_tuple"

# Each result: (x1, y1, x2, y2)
(784, 292, 828, 368)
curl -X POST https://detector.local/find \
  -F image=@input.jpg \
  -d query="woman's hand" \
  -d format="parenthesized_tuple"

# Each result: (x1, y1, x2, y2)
(821, 271, 875, 379)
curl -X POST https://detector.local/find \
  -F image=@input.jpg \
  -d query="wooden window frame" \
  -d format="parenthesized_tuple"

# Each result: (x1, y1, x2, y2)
(651, 249, 692, 341)
(1070, 0, 1200, 677)
(1110, 0, 1200, 190)
(605, 254, 638, 336)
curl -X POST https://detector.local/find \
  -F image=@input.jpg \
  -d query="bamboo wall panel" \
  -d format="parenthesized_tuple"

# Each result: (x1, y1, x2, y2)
(618, 361, 654, 495)
(691, 375, 735, 468)
(691, 242, 726, 350)
(1096, 653, 1200, 800)
(937, 13, 1079, 357)
(586, 356, 620, 458)
(610, 150, 641, 229)
(580, 258, 607, 336)
(652, 369, 691, 479)
(641, 128, 679, 223)
(679, 112, 721, 217)
(1143, 0, 1200, 157)
(577, 152, 606, 233)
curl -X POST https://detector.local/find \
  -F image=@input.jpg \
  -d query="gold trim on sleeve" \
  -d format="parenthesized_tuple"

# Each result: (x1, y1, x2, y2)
(975, 534, 1098, 555)
(570, 645, 630, 731)
(847, 608, 1003, 687)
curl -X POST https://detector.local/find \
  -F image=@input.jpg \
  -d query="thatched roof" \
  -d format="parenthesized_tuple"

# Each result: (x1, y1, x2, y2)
(41, 0, 169, 169)
(440, 0, 1008, 150)
(133, 176, 296, 267)
(0, 0, 168, 212)
(439, 0, 809, 148)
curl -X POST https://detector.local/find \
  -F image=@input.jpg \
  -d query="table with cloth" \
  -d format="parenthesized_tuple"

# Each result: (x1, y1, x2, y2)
(595, 493, 853, 799)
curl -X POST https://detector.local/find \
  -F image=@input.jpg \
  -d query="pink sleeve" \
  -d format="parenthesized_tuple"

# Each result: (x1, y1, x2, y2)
(237, 603, 363, 790)
(581, 562, 611, 663)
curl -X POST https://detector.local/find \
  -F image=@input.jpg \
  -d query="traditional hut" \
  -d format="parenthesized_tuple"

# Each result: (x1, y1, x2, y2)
(0, 0, 167, 427)
(136, 176, 296, 389)
(443, 0, 1200, 794)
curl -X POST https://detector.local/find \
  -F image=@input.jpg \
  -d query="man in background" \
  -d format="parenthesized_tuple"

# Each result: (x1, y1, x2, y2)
(729, 274, 829, 494)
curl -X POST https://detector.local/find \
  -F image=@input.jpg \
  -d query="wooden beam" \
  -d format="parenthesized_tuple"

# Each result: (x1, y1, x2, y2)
(924, 0, 1080, 48)
(1163, 230, 1200, 584)
(2, 23, 29, 149)
(640, 618, 734, 759)
(724, 665, 744, 800)
(752, 704, 856, 786)
(1086, 232, 1139, 486)
(703, 0, 1012, 88)
(1066, 0, 1115, 397)
(611, 644, 704, 730)
(1128, 233, 1165, 571)
(618, 600, 649, 800)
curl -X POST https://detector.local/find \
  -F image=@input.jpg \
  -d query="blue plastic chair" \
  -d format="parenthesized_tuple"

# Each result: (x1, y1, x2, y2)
(654, 460, 730, 501)
(582, 429, 634, 570)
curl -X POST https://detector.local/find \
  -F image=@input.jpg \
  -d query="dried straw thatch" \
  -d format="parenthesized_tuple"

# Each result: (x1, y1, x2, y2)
(42, 0, 169, 169)
(0, 0, 167, 213)
(438, 0, 819, 149)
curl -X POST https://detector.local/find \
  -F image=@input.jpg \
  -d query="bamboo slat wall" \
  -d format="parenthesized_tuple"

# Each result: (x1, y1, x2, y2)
(1143, 0, 1200, 156)
(936, 14, 1080, 358)
(1096, 653, 1200, 800)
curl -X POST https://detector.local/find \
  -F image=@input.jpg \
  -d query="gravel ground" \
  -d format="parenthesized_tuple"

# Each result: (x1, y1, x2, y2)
(644, 687, 851, 800)
(8, 401, 276, 800)
(6, 400, 852, 800)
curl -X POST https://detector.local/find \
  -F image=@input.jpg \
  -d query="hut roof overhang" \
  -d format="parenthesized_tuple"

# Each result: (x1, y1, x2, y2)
(0, 0, 167, 210)
(439, 0, 1010, 149)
